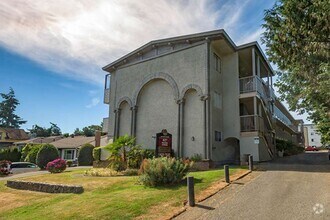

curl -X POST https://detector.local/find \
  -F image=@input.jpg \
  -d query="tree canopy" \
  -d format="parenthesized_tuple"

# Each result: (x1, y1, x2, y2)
(74, 125, 102, 137)
(262, 0, 330, 144)
(0, 87, 26, 128)
(29, 123, 62, 137)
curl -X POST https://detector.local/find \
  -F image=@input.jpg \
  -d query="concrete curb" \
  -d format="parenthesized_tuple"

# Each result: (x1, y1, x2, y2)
(167, 169, 252, 220)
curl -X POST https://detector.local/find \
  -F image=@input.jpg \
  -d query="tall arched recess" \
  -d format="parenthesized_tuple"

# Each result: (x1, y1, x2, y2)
(134, 73, 179, 152)
(118, 100, 131, 137)
(182, 87, 204, 158)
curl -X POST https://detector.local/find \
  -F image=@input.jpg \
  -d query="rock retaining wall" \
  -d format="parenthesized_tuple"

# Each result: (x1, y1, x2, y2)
(6, 180, 84, 194)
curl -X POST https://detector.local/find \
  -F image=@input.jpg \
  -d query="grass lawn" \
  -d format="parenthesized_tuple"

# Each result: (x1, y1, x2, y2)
(0, 167, 247, 220)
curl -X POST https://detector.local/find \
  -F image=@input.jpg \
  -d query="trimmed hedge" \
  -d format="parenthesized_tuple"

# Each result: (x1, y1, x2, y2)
(93, 147, 101, 161)
(36, 144, 59, 169)
(0, 148, 21, 162)
(78, 144, 94, 166)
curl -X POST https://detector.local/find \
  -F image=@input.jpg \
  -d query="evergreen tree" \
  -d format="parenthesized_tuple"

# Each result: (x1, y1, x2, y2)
(0, 87, 26, 128)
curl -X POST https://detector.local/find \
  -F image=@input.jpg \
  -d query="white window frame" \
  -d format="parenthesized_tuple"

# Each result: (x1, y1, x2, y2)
(63, 149, 75, 160)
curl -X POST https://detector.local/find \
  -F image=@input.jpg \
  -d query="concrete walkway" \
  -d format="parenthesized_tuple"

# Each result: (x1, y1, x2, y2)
(175, 152, 330, 220)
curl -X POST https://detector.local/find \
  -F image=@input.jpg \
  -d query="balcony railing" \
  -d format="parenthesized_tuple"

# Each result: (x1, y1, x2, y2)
(240, 115, 264, 132)
(239, 76, 273, 101)
(104, 88, 110, 104)
(274, 106, 298, 132)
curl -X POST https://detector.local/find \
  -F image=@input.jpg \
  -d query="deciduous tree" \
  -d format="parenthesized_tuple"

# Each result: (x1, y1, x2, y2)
(262, 0, 329, 144)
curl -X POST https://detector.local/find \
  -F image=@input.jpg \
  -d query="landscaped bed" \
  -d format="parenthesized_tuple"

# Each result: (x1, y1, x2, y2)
(0, 167, 247, 220)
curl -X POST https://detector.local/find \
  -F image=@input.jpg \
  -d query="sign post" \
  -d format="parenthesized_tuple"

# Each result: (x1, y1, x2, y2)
(155, 129, 172, 157)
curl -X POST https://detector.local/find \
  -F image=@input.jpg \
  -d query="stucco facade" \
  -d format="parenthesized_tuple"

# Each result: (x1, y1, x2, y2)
(102, 29, 302, 163)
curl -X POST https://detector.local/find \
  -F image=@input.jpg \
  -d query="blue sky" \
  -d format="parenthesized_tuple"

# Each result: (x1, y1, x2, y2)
(0, 0, 309, 133)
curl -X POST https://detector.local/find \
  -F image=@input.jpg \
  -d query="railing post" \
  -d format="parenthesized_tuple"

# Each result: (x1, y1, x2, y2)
(224, 165, 230, 183)
(187, 176, 195, 207)
(249, 155, 253, 171)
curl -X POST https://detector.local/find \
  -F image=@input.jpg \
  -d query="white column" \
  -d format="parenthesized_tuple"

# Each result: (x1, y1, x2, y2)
(252, 48, 256, 76)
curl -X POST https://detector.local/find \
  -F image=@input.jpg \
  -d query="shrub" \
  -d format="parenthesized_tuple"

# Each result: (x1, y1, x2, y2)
(0, 160, 11, 176)
(139, 157, 192, 187)
(190, 153, 202, 162)
(78, 144, 94, 166)
(93, 147, 101, 161)
(46, 158, 67, 173)
(122, 168, 139, 176)
(25, 145, 42, 164)
(36, 144, 59, 169)
(66, 160, 73, 167)
(276, 139, 304, 156)
(84, 168, 119, 177)
(0, 148, 21, 162)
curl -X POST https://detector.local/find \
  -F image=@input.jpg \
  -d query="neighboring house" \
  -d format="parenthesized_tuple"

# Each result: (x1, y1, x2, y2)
(102, 29, 304, 163)
(303, 124, 322, 147)
(14, 136, 63, 150)
(51, 135, 109, 160)
(0, 127, 29, 149)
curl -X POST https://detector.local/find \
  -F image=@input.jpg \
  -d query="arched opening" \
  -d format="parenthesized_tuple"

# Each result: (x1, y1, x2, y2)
(118, 101, 131, 136)
(136, 79, 178, 150)
(183, 89, 204, 158)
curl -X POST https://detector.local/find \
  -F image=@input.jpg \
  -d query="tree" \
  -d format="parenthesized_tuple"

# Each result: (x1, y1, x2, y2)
(74, 128, 83, 136)
(29, 122, 62, 137)
(0, 88, 26, 128)
(262, 0, 330, 144)
(36, 144, 59, 169)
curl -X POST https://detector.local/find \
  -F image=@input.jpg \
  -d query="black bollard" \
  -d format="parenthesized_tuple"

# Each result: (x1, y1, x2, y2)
(187, 176, 195, 207)
(249, 155, 253, 171)
(224, 165, 230, 183)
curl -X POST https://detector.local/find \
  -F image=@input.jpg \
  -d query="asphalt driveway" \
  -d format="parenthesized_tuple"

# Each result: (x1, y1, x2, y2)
(175, 152, 330, 220)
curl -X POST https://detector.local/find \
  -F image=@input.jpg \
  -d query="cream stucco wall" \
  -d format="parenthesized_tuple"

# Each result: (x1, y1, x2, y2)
(108, 43, 207, 154)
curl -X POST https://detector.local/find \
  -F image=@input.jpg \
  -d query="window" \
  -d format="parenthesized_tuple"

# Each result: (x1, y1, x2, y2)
(215, 131, 222, 142)
(311, 132, 314, 135)
(213, 53, 221, 73)
(214, 91, 222, 109)
(64, 149, 75, 160)
(311, 139, 314, 142)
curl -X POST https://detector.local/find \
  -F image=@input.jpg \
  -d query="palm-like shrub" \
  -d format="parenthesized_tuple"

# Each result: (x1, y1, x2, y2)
(139, 157, 192, 187)
(36, 144, 59, 169)
(46, 158, 67, 173)
(78, 144, 94, 166)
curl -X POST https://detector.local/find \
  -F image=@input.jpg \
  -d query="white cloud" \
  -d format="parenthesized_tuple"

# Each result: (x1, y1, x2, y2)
(86, 97, 100, 108)
(0, 0, 252, 84)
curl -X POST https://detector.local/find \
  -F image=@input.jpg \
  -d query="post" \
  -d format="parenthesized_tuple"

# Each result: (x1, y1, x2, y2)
(187, 176, 195, 207)
(224, 165, 230, 183)
(249, 155, 253, 171)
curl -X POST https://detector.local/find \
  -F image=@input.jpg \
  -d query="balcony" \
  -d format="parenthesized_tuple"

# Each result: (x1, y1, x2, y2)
(240, 115, 264, 132)
(239, 76, 273, 104)
(104, 74, 111, 104)
(104, 88, 110, 104)
(274, 106, 298, 133)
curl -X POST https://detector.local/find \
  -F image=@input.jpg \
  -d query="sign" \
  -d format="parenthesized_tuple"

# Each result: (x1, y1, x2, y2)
(254, 137, 259, 144)
(156, 129, 172, 157)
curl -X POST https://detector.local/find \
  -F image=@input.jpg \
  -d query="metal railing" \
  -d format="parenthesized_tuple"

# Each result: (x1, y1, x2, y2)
(104, 88, 110, 104)
(274, 106, 298, 132)
(239, 76, 272, 103)
(240, 115, 264, 132)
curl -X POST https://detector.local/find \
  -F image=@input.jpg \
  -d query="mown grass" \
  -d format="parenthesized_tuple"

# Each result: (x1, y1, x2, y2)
(0, 167, 246, 220)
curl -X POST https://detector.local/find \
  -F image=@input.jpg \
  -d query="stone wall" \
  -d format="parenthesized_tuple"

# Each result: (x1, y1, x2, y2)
(6, 180, 84, 194)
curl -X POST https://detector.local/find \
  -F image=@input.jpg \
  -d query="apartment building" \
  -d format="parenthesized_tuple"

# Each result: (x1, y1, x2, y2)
(303, 124, 322, 147)
(102, 29, 303, 163)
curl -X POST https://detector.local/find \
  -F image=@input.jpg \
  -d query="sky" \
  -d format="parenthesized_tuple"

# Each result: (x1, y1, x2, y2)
(0, 0, 310, 133)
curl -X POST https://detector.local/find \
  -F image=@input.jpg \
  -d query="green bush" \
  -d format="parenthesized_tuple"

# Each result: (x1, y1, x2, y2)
(0, 148, 21, 162)
(190, 153, 202, 162)
(36, 144, 59, 169)
(25, 145, 42, 164)
(78, 144, 94, 166)
(66, 160, 73, 167)
(276, 139, 304, 156)
(93, 147, 101, 161)
(139, 157, 192, 187)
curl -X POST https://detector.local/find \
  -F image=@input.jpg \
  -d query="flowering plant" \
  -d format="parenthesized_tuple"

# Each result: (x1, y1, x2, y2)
(46, 158, 67, 173)
(0, 160, 12, 176)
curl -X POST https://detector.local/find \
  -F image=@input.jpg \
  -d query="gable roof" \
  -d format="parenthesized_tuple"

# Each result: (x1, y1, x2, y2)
(51, 136, 108, 149)
(0, 128, 29, 140)
(102, 29, 274, 75)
